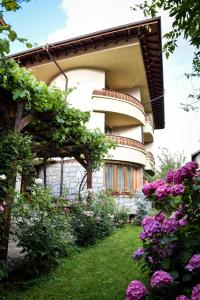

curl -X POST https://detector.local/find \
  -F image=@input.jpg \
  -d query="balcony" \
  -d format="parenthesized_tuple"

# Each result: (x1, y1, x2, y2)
(144, 115, 154, 143)
(145, 151, 155, 175)
(92, 89, 145, 127)
(106, 135, 146, 165)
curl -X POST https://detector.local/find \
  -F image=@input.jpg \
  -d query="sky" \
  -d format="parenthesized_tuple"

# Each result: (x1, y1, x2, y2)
(4, 0, 200, 162)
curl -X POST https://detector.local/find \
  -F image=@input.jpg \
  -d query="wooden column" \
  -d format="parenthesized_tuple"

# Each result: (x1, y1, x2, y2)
(86, 161, 93, 190)
(43, 159, 47, 187)
(60, 158, 64, 197)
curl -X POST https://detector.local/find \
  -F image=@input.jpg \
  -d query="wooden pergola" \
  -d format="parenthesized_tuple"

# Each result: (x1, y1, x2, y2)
(0, 91, 94, 261)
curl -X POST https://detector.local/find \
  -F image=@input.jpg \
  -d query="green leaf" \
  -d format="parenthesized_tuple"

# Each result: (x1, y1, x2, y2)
(8, 29, 17, 42)
(170, 270, 179, 280)
(26, 43, 33, 49)
(182, 274, 192, 282)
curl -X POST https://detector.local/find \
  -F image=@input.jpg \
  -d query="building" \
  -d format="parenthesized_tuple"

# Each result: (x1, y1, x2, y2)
(192, 150, 200, 165)
(13, 17, 165, 213)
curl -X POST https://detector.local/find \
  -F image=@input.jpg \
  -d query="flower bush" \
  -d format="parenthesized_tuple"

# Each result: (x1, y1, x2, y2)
(70, 190, 128, 246)
(126, 161, 200, 299)
(13, 186, 75, 276)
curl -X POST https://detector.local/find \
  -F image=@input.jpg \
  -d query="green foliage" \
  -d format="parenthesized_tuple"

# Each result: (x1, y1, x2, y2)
(0, 0, 33, 56)
(134, 0, 200, 110)
(134, 197, 148, 226)
(151, 147, 185, 181)
(13, 186, 75, 275)
(70, 191, 128, 246)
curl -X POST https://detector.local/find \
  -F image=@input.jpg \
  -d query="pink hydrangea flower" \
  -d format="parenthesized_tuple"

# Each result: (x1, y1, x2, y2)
(171, 184, 185, 196)
(155, 184, 171, 200)
(132, 247, 144, 260)
(0, 205, 4, 212)
(185, 161, 199, 171)
(186, 254, 200, 272)
(161, 218, 178, 234)
(155, 212, 166, 223)
(176, 295, 189, 300)
(142, 180, 164, 196)
(170, 210, 183, 220)
(166, 170, 175, 183)
(150, 270, 173, 288)
(141, 219, 161, 240)
(125, 280, 148, 300)
(192, 283, 200, 300)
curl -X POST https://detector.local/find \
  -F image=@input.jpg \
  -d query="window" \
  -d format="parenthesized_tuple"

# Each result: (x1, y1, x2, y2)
(105, 163, 142, 193)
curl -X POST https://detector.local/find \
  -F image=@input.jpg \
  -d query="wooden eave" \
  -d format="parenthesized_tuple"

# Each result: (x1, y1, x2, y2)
(11, 17, 165, 129)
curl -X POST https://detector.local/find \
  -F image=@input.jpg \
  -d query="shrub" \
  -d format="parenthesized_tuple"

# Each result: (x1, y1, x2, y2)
(127, 161, 200, 299)
(13, 186, 75, 275)
(70, 190, 128, 246)
(134, 193, 149, 226)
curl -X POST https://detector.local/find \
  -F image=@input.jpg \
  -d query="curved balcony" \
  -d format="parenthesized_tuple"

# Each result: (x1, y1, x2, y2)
(145, 151, 155, 175)
(106, 135, 146, 166)
(92, 89, 145, 127)
(144, 115, 154, 143)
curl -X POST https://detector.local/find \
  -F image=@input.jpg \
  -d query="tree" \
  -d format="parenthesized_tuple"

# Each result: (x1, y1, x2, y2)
(134, 0, 200, 110)
(155, 147, 186, 180)
(0, 0, 32, 56)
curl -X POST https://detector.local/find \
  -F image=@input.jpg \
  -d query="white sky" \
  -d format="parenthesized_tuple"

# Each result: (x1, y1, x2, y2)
(47, 0, 200, 161)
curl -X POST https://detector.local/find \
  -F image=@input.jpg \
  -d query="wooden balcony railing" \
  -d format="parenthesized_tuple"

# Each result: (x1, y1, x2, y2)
(92, 89, 144, 112)
(146, 151, 155, 162)
(107, 135, 145, 151)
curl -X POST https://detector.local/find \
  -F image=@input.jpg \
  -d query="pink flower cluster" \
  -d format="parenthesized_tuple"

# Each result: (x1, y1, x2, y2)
(176, 296, 189, 300)
(125, 280, 148, 300)
(132, 247, 144, 260)
(186, 254, 200, 272)
(140, 212, 187, 241)
(142, 161, 199, 200)
(192, 284, 200, 300)
(150, 270, 173, 288)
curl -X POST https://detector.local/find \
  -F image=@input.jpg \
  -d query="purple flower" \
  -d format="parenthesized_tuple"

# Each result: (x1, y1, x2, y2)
(161, 218, 178, 234)
(178, 218, 187, 227)
(186, 254, 200, 272)
(141, 216, 154, 226)
(150, 270, 173, 288)
(132, 247, 144, 260)
(0, 205, 4, 212)
(155, 184, 171, 200)
(165, 242, 176, 256)
(176, 296, 189, 300)
(141, 220, 161, 240)
(142, 180, 164, 196)
(185, 161, 199, 171)
(174, 169, 184, 184)
(166, 170, 175, 183)
(192, 283, 200, 300)
(125, 280, 148, 300)
(170, 210, 183, 220)
(171, 184, 185, 196)
(155, 212, 166, 223)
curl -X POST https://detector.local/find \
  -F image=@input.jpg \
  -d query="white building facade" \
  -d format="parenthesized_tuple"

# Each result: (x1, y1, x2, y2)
(14, 18, 165, 213)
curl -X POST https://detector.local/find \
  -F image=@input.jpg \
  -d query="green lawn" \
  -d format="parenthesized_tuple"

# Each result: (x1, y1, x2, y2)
(2, 225, 147, 300)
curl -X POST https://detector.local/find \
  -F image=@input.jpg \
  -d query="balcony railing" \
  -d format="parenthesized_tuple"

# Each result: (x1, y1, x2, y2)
(107, 135, 145, 151)
(92, 89, 144, 112)
(146, 151, 155, 162)
(145, 115, 154, 126)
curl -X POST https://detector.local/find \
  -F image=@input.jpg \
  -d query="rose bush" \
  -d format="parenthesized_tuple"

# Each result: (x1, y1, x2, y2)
(126, 161, 200, 299)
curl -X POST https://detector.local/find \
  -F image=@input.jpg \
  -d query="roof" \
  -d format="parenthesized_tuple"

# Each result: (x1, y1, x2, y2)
(12, 17, 165, 129)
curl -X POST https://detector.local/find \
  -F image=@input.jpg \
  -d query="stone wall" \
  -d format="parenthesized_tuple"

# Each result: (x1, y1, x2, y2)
(38, 159, 146, 214)
(38, 159, 104, 199)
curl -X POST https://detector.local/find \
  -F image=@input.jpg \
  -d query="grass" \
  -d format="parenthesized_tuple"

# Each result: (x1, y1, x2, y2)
(1, 225, 147, 300)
